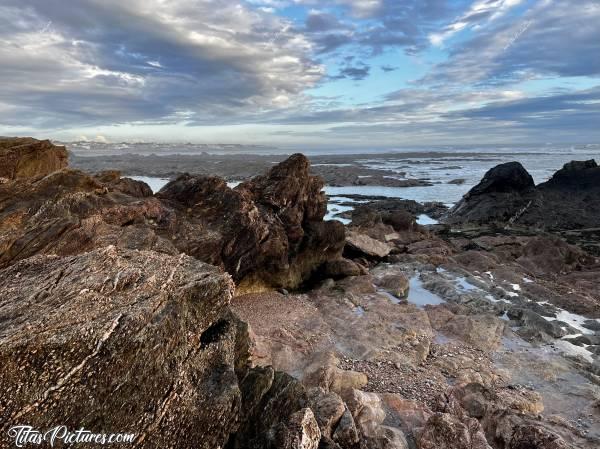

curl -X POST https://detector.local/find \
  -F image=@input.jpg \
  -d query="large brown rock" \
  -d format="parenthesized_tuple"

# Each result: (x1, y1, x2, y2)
(157, 153, 345, 290)
(0, 137, 68, 180)
(0, 246, 241, 449)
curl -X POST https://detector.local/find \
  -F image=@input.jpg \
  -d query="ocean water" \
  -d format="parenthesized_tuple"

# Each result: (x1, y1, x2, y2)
(120, 143, 599, 211)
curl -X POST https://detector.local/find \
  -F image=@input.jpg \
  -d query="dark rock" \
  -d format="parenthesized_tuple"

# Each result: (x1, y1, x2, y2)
(229, 370, 312, 449)
(583, 320, 600, 332)
(383, 210, 417, 232)
(448, 162, 535, 225)
(507, 308, 577, 341)
(563, 334, 600, 346)
(469, 162, 535, 196)
(0, 137, 68, 180)
(448, 159, 600, 231)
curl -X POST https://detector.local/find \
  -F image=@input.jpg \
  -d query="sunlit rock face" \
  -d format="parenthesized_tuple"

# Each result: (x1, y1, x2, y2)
(0, 137, 68, 181)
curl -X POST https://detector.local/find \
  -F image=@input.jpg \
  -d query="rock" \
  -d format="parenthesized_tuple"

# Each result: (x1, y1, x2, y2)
(303, 358, 368, 395)
(448, 162, 535, 225)
(449, 159, 600, 230)
(382, 210, 417, 232)
(430, 312, 505, 351)
(0, 150, 346, 290)
(507, 308, 576, 341)
(515, 235, 590, 277)
(448, 178, 466, 185)
(502, 423, 570, 449)
(583, 320, 600, 332)
(345, 231, 393, 258)
(231, 370, 312, 449)
(332, 407, 360, 447)
(563, 334, 600, 346)
(307, 388, 346, 438)
(376, 273, 410, 298)
(275, 408, 322, 449)
(370, 426, 409, 449)
(158, 154, 346, 290)
(0, 246, 242, 448)
(379, 394, 433, 434)
(0, 168, 178, 269)
(415, 413, 492, 449)
(94, 170, 154, 197)
(470, 162, 535, 196)
(343, 389, 386, 436)
(0, 137, 68, 180)
(322, 258, 362, 279)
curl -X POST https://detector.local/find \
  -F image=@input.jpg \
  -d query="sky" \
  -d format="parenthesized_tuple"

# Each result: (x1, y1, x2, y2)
(1, 0, 599, 148)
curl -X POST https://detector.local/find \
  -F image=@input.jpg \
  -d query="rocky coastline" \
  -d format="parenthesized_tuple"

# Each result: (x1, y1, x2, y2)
(1, 137, 600, 449)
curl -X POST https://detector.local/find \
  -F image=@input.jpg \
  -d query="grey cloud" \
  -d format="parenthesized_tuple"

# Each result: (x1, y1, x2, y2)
(332, 64, 371, 80)
(422, 0, 600, 86)
(0, 0, 323, 128)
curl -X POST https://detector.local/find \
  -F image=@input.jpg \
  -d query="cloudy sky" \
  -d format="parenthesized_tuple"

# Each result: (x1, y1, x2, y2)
(1, 0, 599, 147)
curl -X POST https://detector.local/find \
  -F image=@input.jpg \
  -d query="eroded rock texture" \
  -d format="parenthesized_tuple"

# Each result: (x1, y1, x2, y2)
(157, 154, 345, 291)
(0, 137, 68, 180)
(0, 247, 240, 449)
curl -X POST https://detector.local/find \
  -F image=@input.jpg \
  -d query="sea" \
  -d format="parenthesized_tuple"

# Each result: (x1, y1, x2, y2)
(66, 142, 600, 223)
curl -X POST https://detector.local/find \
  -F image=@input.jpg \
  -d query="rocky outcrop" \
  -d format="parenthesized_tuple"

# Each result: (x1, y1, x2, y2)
(0, 151, 345, 290)
(0, 246, 241, 448)
(0, 168, 178, 269)
(448, 159, 600, 231)
(448, 162, 535, 225)
(0, 137, 68, 180)
(157, 154, 345, 291)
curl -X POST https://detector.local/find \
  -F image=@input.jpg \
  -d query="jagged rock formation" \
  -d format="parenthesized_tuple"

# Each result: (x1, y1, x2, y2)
(157, 154, 345, 291)
(0, 137, 68, 180)
(448, 160, 600, 230)
(0, 141, 344, 290)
